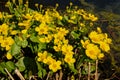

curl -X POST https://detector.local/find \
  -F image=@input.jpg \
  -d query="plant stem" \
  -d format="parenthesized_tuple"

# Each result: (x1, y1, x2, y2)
(78, 68, 81, 80)
(56, 73, 59, 80)
(4, 68, 14, 80)
(88, 62, 91, 80)
(95, 60, 98, 80)
(15, 68, 25, 80)
(46, 72, 50, 80)
(59, 70, 63, 80)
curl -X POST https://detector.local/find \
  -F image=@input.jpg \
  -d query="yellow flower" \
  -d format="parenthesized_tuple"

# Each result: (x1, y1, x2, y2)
(39, 37, 46, 43)
(0, 12, 2, 18)
(0, 23, 9, 36)
(10, 30, 18, 35)
(86, 43, 101, 60)
(23, 13, 33, 20)
(18, 20, 31, 29)
(64, 54, 75, 65)
(33, 12, 43, 21)
(1, 37, 14, 50)
(90, 22, 93, 27)
(54, 38, 60, 44)
(81, 39, 90, 48)
(80, 23, 85, 27)
(63, 39, 69, 44)
(58, 27, 69, 36)
(53, 11, 63, 20)
(49, 60, 61, 72)
(97, 27, 102, 33)
(21, 29, 27, 34)
(53, 45, 61, 52)
(89, 31, 100, 43)
(35, 23, 48, 35)
(104, 38, 112, 44)
(99, 42, 110, 52)
(82, 15, 89, 20)
(45, 35, 53, 43)
(37, 51, 48, 62)
(88, 13, 98, 21)
(0, 36, 3, 43)
(98, 53, 104, 59)
(70, 15, 76, 20)
(43, 56, 56, 65)
(6, 53, 13, 60)
(61, 44, 73, 54)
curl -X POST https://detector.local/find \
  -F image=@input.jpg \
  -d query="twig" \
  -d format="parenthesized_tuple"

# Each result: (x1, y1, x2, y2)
(78, 68, 81, 80)
(95, 60, 98, 80)
(56, 73, 59, 80)
(67, 76, 70, 80)
(59, 70, 63, 80)
(4, 68, 14, 80)
(15, 68, 25, 80)
(46, 72, 50, 80)
(88, 62, 91, 80)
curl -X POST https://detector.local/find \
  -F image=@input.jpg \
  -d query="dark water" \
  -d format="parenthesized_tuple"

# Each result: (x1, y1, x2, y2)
(0, 0, 120, 14)
(29, 0, 120, 14)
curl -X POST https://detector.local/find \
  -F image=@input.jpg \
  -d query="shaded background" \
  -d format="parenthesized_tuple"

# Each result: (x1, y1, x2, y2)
(0, 0, 120, 14)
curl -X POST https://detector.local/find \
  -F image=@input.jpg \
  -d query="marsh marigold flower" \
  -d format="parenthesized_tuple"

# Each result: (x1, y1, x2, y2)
(0, 23, 9, 36)
(43, 56, 56, 65)
(89, 31, 100, 43)
(62, 44, 73, 54)
(49, 60, 61, 72)
(37, 51, 48, 62)
(99, 42, 110, 52)
(64, 54, 75, 65)
(1, 37, 14, 50)
(98, 53, 104, 59)
(81, 39, 90, 48)
(35, 23, 48, 35)
(6, 53, 13, 60)
(0, 12, 2, 18)
(86, 43, 101, 60)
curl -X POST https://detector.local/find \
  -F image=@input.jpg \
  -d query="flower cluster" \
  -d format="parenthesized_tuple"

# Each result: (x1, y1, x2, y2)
(37, 51, 61, 72)
(0, 24, 14, 51)
(37, 26, 75, 72)
(0, 0, 112, 79)
(81, 27, 112, 60)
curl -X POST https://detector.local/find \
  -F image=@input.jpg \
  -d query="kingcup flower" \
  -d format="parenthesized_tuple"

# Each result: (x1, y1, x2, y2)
(81, 27, 112, 60)
(6, 53, 13, 60)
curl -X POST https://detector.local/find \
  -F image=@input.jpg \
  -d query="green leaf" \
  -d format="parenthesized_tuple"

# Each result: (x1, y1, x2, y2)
(6, 61, 15, 70)
(71, 31, 80, 39)
(30, 35, 39, 43)
(42, 69, 47, 77)
(14, 36, 22, 46)
(38, 42, 46, 51)
(36, 62, 43, 70)
(69, 64, 78, 74)
(38, 70, 42, 79)
(36, 62, 47, 78)
(21, 40, 28, 48)
(63, 15, 69, 21)
(57, 20, 64, 26)
(38, 69, 47, 78)
(11, 43, 21, 56)
(15, 57, 26, 72)
(0, 63, 6, 74)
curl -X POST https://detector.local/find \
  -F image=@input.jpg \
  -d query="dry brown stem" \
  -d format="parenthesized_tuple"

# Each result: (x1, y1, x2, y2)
(4, 68, 14, 80)
(15, 68, 25, 80)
